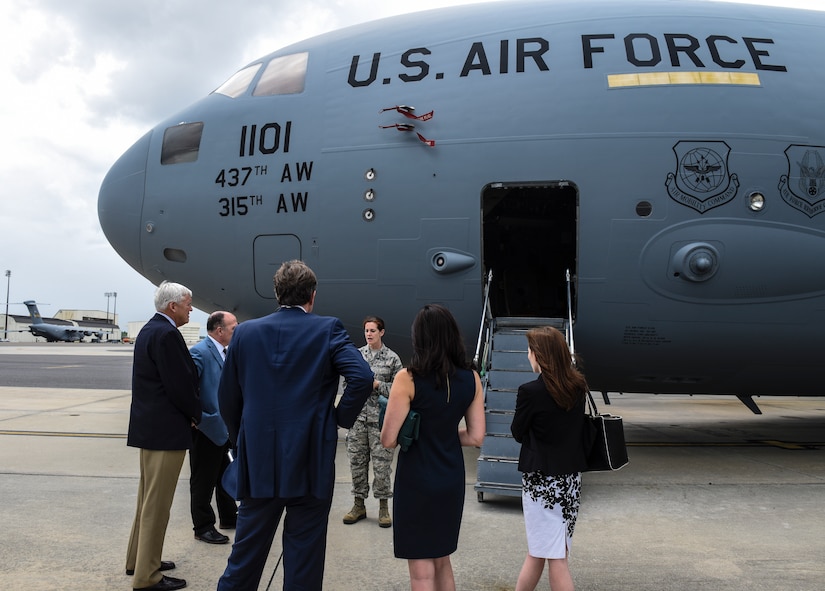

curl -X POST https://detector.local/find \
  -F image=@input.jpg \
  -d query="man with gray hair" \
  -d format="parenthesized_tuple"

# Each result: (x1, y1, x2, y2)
(125, 281, 201, 591)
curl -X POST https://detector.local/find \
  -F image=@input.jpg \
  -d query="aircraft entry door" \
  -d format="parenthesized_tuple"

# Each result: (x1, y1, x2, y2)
(482, 182, 578, 320)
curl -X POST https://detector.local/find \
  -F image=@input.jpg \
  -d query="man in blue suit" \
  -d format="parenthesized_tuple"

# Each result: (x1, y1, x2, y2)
(188, 311, 238, 545)
(216, 260, 372, 591)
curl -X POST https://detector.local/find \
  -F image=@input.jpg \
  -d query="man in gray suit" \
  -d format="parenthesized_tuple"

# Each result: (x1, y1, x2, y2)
(189, 311, 239, 545)
(126, 282, 201, 591)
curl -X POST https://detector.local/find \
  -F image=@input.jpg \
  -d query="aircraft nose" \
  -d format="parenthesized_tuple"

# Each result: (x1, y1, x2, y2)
(98, 131, 152, 274)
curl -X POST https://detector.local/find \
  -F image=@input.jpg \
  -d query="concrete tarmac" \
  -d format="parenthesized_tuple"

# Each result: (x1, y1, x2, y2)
(0, 342, 823, 590)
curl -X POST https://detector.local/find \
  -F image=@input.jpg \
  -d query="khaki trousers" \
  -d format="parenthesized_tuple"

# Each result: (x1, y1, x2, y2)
(125, 449, 186, 588)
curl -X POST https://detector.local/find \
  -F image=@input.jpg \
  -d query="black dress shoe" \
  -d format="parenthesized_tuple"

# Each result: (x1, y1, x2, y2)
(126, 561, 176, 576)
(194, 527, 229, 544)
(134, 574, 187, 590)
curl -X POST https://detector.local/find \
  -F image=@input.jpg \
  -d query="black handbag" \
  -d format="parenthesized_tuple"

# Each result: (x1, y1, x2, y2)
(584, 390, 628, 471)
(378, 395, 420, 452)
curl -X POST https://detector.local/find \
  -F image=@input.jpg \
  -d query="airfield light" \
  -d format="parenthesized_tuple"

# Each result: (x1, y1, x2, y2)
(105, 292, 113, 338)
(3, 270, 9, 341)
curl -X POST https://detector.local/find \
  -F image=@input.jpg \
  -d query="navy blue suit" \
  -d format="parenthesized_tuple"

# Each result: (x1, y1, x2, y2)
(127, 313, 201, 450)
(217, 307, 372, 591)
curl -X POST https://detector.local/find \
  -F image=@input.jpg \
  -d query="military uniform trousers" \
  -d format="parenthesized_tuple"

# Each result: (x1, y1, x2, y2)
(346, 418, 394, 499)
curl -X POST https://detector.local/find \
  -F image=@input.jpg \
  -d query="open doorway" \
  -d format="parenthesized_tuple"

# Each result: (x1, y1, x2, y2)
(482, 182, 578, 320)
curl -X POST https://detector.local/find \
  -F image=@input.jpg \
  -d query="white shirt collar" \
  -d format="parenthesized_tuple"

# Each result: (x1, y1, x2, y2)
(207, 335, 226, 360)
(157, 312, 176, 327)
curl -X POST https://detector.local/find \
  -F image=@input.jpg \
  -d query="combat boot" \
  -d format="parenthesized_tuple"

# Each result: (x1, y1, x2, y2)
(378, 499, 391, 528)
(343, 497, 366, 524)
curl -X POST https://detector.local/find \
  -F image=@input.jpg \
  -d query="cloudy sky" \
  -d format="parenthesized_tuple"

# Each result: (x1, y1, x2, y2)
(0, 0, 821, 333)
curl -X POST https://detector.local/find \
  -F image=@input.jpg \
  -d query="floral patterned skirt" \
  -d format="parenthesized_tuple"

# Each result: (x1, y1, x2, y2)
(521, 471, 582, 559)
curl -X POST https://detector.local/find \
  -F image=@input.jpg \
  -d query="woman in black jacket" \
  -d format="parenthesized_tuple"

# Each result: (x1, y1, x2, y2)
(510, 326, 588, 591)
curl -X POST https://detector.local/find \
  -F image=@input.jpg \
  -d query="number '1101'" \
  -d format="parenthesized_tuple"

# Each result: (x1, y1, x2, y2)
(239, 122, 292, 157)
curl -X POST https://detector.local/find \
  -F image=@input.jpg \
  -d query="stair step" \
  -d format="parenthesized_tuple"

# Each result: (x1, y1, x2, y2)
(495, 316, 566, 329)
(491, 332, 528, 352)
(489, 350, 531, 371)
(476, 457, 522, 488)
(487, 369, 534, 392)
(480, 434, 521, 458)
(485, 410, 515, 432)
(485, 389, 517, 411)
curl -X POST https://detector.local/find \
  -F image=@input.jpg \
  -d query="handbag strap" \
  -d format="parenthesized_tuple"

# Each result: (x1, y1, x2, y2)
(585, 389, 599, 416)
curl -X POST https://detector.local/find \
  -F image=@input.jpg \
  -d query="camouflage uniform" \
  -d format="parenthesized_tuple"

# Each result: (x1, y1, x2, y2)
(346, 343, 403, 499)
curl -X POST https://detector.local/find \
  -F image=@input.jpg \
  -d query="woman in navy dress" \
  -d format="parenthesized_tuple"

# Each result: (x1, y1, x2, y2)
(381, 304, 485, 591)
(510, 326, 589, 591)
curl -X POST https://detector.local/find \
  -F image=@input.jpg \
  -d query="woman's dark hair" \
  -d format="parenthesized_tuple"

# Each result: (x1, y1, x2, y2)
(526, 326, 587, 410)
(407, 304, 471, 388)
(363, 315, 385, 331)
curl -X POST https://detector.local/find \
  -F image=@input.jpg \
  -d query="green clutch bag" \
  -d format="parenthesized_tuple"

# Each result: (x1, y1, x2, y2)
(378, 395, 420, 452)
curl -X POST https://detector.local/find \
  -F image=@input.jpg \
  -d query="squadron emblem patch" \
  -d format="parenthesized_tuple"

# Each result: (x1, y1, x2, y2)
(778, 145, 825, 217)
(666, 141, 739, 213)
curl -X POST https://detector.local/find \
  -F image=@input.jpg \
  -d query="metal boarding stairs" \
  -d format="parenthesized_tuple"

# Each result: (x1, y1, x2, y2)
(472, 271, 573, 501)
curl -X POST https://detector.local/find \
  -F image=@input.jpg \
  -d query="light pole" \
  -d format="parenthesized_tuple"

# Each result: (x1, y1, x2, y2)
(112, 292, 118, 340)
(105, 292, 112, 341)
(3, 270, 10, 341)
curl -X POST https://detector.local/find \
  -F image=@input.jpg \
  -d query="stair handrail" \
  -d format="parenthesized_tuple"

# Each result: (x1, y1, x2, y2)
(474, 269, 494, 371)
(565, 268, 575, 355)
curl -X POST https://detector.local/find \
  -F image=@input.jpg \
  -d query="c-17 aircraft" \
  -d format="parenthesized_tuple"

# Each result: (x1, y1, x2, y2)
(99, 0, 825, 413)
(19, 301, 104, 343)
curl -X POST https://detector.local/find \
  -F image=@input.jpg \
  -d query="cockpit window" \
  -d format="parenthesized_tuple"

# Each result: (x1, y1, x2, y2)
(252, 52, 308, 96)
(213, 63, 262, 98)
(160, 122, 204, 165)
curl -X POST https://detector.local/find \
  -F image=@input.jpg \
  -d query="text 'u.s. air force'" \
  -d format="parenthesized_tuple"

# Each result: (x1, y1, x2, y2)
(347, 33, 786, 87)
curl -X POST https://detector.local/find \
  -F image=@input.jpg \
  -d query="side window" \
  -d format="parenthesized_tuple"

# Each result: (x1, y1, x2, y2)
(253, 52, 308, 96)
(160, 122, 204, 165)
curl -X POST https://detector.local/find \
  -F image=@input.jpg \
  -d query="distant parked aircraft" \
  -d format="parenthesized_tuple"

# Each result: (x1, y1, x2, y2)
(20, 301, 104, 343)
